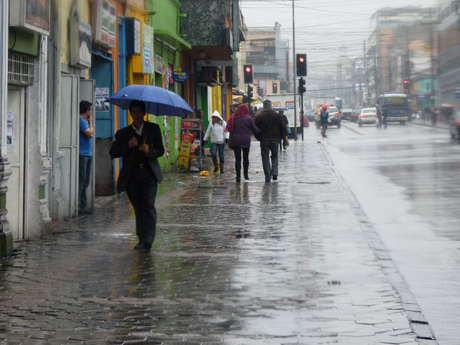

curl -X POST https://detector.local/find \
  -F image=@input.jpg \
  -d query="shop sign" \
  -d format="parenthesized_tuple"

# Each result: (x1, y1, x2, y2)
(155, 54, 163, 74)
(142, 24, 154, 74)
(69, 17, 91, 68)
(418, 93, 425, 101)
(95, 88, 110, 112)
(92, 0, 116, 49)
(455, 87, 460, 99)
(10, 0, 50, 35)
(168, 64, 174, 85)
(172, 68, 188, 84)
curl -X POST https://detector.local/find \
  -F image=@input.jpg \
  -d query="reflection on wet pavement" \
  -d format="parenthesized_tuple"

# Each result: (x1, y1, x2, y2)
(0, 138, 421, 345)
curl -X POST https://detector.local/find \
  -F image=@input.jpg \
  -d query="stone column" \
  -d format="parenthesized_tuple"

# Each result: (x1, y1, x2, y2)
(0, 2, 13, 256)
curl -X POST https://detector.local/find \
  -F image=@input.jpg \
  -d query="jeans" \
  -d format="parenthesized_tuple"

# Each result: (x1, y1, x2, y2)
(260, 140, 279, 181)
(211, 143, 225, 164)
(233, 146, 250, 178)
(78, 155, 92, 209)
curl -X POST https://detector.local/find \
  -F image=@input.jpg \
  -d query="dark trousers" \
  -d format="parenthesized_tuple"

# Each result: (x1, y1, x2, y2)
(233, 146, 250, 178)
(126, 165, 158, 245)
(260, 140, 279, 181)
(78, 154, 92, 209)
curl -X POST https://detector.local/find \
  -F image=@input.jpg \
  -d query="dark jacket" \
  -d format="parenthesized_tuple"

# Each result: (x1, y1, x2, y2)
(110, 121, 165, 191)
(320, 110, 329, 125)
(254, 108, 286, 141)
(231, 116, 261, 147)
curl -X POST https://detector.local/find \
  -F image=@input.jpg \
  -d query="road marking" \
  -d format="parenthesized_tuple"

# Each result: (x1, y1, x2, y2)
(342, 124, 364, 135)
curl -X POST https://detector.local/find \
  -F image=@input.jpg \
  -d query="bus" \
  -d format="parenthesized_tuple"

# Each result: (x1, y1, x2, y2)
(378, 92, 409, 124)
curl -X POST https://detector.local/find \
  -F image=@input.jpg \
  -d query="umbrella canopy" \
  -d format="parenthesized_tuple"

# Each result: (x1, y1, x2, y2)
(320, 104, 332, 110)
(274, 107, 289, 112)
(441, 103, 454, 108)
(233, 95, 263, 105)
(105, 85, 193, 118)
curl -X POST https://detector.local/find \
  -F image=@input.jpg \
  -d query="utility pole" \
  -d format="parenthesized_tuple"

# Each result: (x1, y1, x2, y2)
(292, 0, 297, 140)
(364, 40, 369, 103)
(429, 7, 435, 107)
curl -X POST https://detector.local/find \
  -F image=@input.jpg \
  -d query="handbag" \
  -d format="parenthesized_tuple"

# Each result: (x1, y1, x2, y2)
(286, 126, 291, 134)
(327, 117, 331, 123)
(227, 133, 234, 150)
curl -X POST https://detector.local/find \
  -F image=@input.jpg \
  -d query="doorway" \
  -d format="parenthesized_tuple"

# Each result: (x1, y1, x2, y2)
(6, 87, 25, 239)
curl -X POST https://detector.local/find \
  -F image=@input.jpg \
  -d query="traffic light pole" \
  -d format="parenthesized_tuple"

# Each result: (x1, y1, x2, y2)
(300, 77, 304, 140)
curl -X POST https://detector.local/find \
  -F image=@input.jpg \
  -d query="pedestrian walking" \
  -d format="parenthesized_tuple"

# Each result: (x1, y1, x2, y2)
(376, 104, 382, 128)
(382, 105, 388, 128)
(226, 104, 261, 182)
(203, 111, 227, 174)
(78, 100, 94, 214)
(430, 105, 437, 126)
(110, 100, 165, 252)
(195, 109, 206, 156)
(279, 110, 289, 150)
(320, 107, 329, 137)
(254, 100, 286, 182)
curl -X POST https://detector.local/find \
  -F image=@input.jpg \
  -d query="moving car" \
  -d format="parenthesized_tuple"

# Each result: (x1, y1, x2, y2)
(358, 108, 377, 127)
(351, 108, 360, 122)
(316, 106, 341, 128)
(341, 108, 353, 121)
(449, 111, 460, 139)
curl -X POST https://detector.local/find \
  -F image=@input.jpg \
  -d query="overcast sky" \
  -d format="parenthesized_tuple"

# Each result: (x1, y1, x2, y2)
(240, 0, 437, 77)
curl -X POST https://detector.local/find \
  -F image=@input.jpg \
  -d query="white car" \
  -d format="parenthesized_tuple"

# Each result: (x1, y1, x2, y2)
(358, 108, 377, 127)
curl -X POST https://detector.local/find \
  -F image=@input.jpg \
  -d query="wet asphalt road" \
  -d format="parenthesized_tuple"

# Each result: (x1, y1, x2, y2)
(320, 120, 460, 345)
(0, 122, 450, 344)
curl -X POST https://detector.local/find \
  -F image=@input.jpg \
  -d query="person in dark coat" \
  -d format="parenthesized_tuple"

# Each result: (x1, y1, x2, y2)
(279, 110, 289, 150)
(254, 100, 286, 182)
(320, 107, 329, 137)
(227, 104, 261, 182)
(110, 100, 165, 251)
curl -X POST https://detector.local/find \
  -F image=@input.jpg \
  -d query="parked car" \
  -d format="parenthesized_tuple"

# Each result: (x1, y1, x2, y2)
(341, 108, 353, 121)
(358, 108, 377, 127)
(449, 111, 460, 139)
(316, 106, 341, 128)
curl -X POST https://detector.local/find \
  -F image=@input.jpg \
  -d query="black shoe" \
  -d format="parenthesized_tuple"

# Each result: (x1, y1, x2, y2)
(272, 175, 278, 181)
(79, 208, 93, 215)
(134, 242, 144, 250)
(236, 177, 241, 182)
(213, 167, 218, 173)
(283, 146, 287, 150)
(244, 174, 249, 180)
(265, 178, 271, 183)
(143, 241, 152, 251)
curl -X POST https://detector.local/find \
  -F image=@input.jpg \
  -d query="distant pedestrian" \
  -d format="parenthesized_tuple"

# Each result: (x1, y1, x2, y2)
(430, 105, 437, 126)
(195, 109, 206, 156)
(110, 100, 165, 252)
(376, 104, 382, 128)
(203, 111, 227, 174)
(382, 105, 388, 128)
(254, 100, 286, 182)
(319, 107, 329, 137)
(279, 110, 289, 150)
(226, 104, 261, 182)
(79, 100, 94, 215)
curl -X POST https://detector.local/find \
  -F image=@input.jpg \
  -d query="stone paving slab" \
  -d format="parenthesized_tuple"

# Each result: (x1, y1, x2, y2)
(0, 138, 436, 344)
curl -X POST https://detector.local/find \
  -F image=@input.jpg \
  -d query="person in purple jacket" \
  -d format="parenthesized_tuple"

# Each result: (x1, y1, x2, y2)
(226, 104, 261, 182)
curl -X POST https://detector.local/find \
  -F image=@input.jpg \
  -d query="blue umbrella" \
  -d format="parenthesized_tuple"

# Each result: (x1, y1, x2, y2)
(105, 84, 193, 118)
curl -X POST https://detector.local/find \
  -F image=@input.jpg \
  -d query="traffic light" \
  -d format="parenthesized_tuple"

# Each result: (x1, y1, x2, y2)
(257, 85, 262, 95)
(243, 64, 253, 84)
(403, 79, 410, 90)
(296, 54, 307, 77)
(298, 78, 306, 95)
(273, 83, 278, 94)
(247, 85, 253, 102)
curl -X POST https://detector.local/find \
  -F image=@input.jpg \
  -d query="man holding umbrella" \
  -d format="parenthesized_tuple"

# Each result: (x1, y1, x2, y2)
(110, 100, 165, 251)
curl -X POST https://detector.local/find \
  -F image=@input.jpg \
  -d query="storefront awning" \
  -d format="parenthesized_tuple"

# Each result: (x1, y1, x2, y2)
(154, 30, 191, 51)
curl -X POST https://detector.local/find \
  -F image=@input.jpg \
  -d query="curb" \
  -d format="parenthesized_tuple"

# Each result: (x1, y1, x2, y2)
(409, 121, 449, 130)
(318, 141, 439, 344)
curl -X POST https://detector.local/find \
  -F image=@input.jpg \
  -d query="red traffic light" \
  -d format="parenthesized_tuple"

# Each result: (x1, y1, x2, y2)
(245, 66, 252, 73)
(299, 57, 305, 63)
(403, 80, 410, 84)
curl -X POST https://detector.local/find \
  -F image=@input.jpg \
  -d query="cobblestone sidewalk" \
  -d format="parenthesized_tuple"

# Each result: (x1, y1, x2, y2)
(0, 138, 436, 345)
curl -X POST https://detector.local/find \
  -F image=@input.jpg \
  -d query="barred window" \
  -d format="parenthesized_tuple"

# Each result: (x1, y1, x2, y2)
(8, 52, 34, 86)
